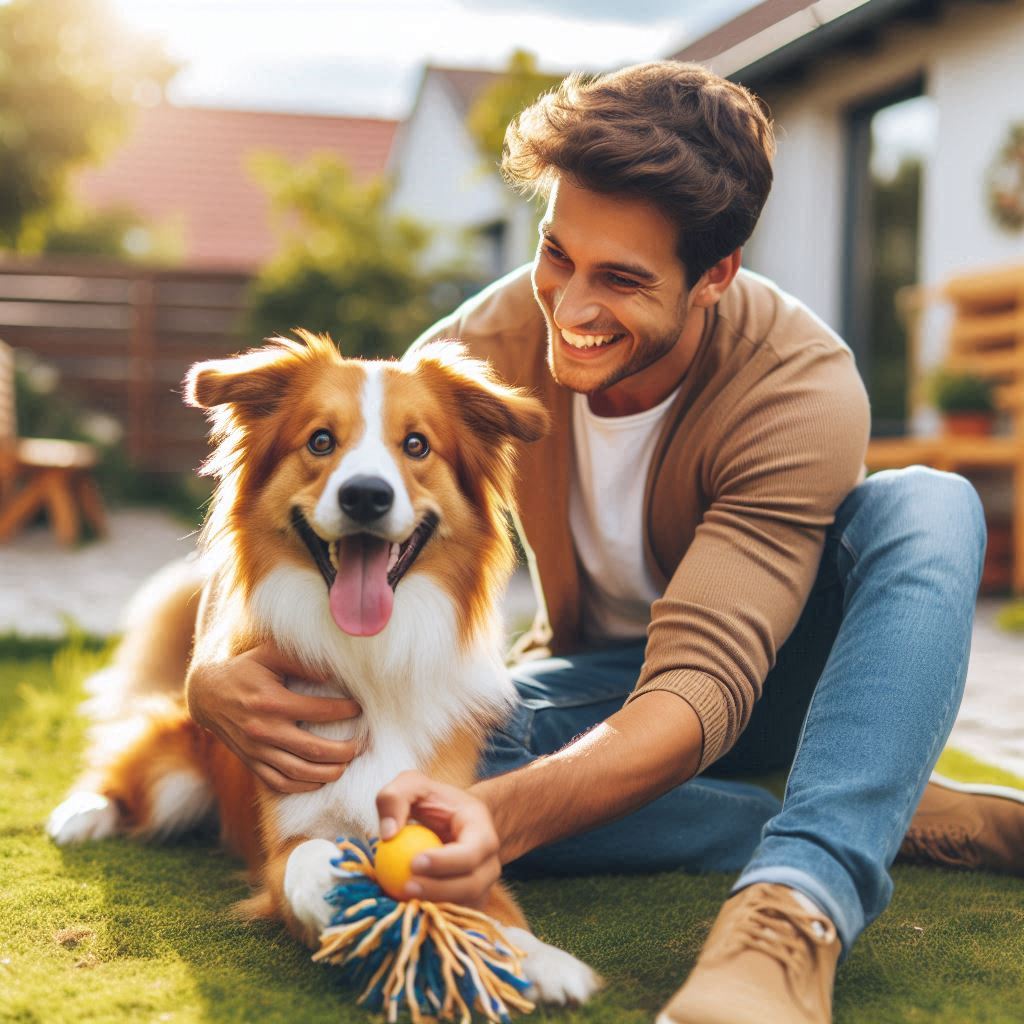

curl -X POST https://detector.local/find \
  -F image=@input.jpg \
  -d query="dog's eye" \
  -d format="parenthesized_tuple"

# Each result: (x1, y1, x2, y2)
(307, 429, 335, 456)
(403, 432, 429, 459)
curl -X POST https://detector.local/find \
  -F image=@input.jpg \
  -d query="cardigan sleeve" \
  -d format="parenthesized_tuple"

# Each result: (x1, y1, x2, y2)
(625, 340, 870, 773)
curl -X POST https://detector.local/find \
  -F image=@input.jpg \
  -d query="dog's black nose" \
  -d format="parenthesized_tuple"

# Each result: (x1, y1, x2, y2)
(338, 475, 394, 522)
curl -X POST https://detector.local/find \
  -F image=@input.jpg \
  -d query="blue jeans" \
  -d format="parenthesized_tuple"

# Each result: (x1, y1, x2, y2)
(480, 466, 986, 953)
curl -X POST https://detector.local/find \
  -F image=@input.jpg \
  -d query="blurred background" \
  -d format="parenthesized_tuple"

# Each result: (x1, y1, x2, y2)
(0, 0, 1022, 670)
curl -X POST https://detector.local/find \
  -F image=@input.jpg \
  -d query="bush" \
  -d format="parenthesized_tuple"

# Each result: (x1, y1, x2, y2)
(928, 370, 995, 414)
(996, 600, 1024, 633)
(246, 155, 471, 359)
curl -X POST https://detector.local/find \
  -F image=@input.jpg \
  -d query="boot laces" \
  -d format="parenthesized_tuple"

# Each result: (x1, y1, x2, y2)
(722, 895, 833, 1010)
(901, 824, 980, 868)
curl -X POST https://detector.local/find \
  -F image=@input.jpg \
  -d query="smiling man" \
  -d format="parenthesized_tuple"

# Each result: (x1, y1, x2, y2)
(187, 63, 1024, 1023)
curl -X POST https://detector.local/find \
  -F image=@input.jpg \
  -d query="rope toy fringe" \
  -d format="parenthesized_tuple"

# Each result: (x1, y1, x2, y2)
(313, 838, 535, 1023)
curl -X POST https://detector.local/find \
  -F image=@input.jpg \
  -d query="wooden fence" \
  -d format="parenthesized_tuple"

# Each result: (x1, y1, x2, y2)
(0, 257, 253, 473)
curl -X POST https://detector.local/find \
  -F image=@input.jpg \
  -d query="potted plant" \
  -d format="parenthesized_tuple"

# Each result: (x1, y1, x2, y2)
(928, 370, 997, 436)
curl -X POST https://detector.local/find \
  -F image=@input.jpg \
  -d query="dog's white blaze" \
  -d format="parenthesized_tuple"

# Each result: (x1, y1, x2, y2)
(144, 770, 215, 841)
(249, 564, 514, 840)
(311, 364, 416, 540)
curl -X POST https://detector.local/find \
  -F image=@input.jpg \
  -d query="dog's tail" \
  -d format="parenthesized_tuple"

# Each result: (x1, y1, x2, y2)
(82, 555, 206, 721)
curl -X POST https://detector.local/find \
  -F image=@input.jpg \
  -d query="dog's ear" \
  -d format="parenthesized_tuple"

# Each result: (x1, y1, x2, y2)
(185, 332, 335, 415)
(407, 341, 550, 446)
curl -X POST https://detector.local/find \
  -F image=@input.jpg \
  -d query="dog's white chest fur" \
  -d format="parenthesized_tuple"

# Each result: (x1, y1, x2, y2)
(249, 565, 513, 840)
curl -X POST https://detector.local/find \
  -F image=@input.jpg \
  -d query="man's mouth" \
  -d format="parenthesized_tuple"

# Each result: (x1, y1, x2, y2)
(290, 508, 439, 635)
(560, 328, 626, 353)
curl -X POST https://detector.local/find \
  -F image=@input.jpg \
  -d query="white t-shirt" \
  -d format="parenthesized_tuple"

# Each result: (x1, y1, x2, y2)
(569, 386, 681, 643)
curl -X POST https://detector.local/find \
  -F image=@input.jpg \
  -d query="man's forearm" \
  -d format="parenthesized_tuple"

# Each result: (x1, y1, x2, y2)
(470, 690, 704, 865)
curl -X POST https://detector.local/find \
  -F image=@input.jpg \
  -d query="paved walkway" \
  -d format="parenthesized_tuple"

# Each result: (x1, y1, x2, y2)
(1, 508, 1021, 776)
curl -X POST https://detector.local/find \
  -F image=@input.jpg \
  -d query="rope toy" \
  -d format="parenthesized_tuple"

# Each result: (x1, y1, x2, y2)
(313, 833, 535, 1023)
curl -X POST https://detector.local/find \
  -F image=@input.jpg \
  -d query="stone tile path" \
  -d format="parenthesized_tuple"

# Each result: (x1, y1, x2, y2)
(1, 508, 1021, 776)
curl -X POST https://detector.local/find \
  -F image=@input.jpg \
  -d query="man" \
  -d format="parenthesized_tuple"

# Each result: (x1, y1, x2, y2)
(188, 63, 1024, 1023)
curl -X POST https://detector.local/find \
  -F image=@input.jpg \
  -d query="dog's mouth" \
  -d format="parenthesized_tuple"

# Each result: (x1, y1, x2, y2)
(290, 508, 439, 636)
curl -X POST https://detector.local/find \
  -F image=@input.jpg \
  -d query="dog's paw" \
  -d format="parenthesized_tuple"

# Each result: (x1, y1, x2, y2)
(502, 926, 603, 1005)
(47, 792, 120, 845)
(284, 839, 339, 939)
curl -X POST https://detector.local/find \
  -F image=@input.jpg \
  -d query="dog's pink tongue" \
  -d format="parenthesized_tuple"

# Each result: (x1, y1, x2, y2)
(329, 536, 393, 636)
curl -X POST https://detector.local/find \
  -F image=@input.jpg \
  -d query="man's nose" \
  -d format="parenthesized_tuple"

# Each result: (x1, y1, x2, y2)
(338, 475, 394, 523)
(552, 282, 602, 330)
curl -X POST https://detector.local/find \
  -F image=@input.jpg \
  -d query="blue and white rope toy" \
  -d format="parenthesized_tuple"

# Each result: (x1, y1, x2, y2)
(313, 837, 535, 1023)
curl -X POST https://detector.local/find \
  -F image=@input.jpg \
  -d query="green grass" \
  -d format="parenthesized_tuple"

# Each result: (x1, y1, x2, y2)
(1, 638, 1023, 1023)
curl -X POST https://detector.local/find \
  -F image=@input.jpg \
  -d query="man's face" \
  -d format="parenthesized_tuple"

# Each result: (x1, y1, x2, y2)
(531, 177, 693, 407)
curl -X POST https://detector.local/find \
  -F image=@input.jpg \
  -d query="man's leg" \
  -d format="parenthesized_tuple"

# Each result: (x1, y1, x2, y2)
(731, 466, 986, 948)
(481, 642, 785, 876)
(661, 466, 987, 1024)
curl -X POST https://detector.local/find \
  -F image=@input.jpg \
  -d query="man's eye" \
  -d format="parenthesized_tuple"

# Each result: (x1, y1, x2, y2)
(544, 245, 569, 263)
(403, 432, 430, 459)
(608, 273, 640, 289)
(307, 429, 335, 455)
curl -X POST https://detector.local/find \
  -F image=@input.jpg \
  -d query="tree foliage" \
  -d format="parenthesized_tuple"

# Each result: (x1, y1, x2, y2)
(466, 50, 564, 170)
(246, 154, 468, 359)
(0, 0, 175, 248)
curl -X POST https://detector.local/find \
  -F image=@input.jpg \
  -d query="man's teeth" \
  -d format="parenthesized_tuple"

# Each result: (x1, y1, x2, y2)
(561, 329, 618, 349)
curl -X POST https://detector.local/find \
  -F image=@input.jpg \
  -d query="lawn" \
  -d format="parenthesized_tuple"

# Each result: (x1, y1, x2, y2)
(1, 635, 1022, 1024)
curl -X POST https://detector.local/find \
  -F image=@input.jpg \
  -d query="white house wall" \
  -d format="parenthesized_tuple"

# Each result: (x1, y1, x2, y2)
(388, 73, 536, 277)
(743, 0, 1024, 375)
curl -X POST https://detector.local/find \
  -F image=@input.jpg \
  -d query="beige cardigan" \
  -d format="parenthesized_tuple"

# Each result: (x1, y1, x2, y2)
(416, 265, 870, 772)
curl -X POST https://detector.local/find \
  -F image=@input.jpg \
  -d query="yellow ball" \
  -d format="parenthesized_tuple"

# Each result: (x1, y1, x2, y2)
(375, 824, 443, 899)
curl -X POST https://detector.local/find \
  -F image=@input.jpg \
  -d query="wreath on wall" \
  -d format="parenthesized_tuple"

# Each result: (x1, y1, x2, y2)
(987, 122, 1024, 232)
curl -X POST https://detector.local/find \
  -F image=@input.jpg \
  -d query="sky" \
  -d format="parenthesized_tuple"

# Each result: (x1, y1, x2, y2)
(107, 0, 758, 120)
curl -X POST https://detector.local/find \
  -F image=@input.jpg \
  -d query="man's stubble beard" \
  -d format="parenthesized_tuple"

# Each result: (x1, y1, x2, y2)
(545, 320, 686, 396)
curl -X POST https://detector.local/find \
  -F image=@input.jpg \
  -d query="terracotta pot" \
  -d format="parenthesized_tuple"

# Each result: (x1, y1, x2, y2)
(942, 412, 995, 437)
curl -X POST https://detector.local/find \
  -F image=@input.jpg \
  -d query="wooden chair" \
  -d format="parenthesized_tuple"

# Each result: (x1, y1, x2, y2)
(0, 340, 107, 546)
(865, 265, 1024, 593)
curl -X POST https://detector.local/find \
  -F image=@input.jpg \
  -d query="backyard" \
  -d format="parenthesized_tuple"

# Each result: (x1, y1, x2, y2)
(1, 630, 1023, 1023)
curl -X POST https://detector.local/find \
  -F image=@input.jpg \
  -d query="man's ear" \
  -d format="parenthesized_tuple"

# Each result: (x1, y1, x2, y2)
(690, 249, 742, 308)
(408, 341, 550, 446)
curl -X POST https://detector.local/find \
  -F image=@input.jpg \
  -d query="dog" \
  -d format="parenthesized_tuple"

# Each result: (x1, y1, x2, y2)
(46, 331, 601, 1005)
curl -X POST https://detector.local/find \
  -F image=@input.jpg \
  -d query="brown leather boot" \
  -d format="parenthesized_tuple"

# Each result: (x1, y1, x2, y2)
(898, 774, 1024, 874)
(656, 883, 841, 1024)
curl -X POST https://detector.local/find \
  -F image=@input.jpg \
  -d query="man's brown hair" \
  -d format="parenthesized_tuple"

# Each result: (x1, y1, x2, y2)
(503, 61, 775, 283)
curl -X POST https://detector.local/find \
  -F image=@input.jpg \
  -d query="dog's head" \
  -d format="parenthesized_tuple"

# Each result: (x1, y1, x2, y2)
(185, 331, 548, 638)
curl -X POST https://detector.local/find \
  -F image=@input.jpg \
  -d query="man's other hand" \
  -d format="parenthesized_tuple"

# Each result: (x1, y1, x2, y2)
(376, 771, 501, 906)
(186, 641, 361, 794)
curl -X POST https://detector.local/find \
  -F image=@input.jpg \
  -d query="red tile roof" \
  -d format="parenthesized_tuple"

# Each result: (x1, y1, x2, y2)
(75, 103, 398, 270)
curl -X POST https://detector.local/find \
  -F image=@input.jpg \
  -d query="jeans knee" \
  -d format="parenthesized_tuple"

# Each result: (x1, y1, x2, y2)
(849, 466, 986, 581)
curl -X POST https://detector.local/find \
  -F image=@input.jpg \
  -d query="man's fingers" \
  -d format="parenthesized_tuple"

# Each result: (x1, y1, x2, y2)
(248, 641, 321, 681)
(287, 692, 362, 724)
(275, 723, 359, 765)
(262, 746, 348, 785)
(377, 771, 443, 839)
(252, 761, 322, 794)
(404, 865, 499, 906)
(412, 821, 497, 878)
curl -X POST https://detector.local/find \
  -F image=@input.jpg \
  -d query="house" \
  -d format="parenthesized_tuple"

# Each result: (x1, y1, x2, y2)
(386, 65, 540, 282)
(76, 103, 398, 269)
(672, 0, 1024, 437)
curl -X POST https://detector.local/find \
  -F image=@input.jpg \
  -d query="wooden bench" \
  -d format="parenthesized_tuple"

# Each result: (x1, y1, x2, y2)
(865, 265, 1024, 593)
(0, 340, 107, 546)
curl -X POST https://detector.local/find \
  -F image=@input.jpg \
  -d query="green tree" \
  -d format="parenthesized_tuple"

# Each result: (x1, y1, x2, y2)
(247, 154, 467, 359)
(466, 50, 565, 169)
(0, 0, 175, 248)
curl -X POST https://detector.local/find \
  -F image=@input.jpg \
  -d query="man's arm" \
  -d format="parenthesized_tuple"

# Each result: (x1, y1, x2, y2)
(376, 690, 702, 904)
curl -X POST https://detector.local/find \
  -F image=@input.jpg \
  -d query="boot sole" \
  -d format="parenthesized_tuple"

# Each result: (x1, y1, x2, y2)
(931, 772, 1024, 805)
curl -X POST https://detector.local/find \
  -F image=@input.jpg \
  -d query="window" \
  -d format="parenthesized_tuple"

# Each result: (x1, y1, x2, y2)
(842, 80, 937, 437)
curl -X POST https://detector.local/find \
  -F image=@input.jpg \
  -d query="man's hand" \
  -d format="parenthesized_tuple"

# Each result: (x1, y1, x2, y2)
(376, 771, 501, 906)
(186, 641, 361, 794)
